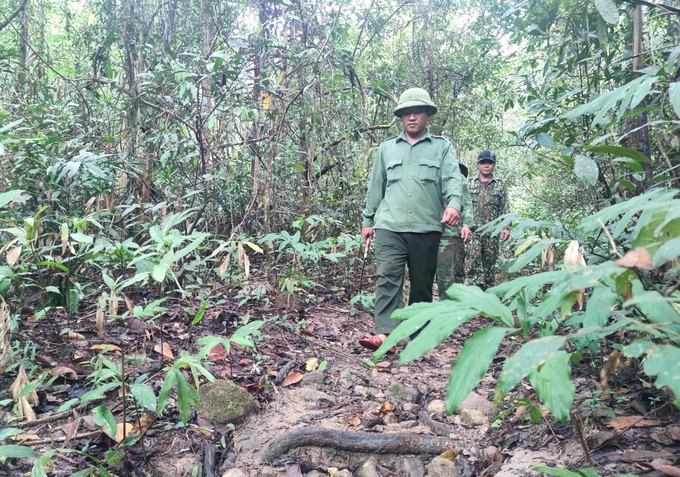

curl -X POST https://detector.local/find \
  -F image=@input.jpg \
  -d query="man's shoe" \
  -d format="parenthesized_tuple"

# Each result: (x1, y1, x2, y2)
(358, 334, 395, 353)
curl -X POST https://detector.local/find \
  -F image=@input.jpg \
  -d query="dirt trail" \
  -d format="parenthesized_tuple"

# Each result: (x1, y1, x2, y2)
(1, 288, 678, 476)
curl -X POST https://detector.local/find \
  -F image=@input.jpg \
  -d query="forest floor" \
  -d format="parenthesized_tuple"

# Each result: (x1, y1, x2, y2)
(1, 280, 679, 477)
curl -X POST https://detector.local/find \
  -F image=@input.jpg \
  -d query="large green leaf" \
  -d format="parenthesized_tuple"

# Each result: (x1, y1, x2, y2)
(574, 155, 599, 187)
(579, 188, 676, 234)
(585, 145, 650, 164)
(594, 0, 618, 24)
(0, 445, 37, 459)
(0, 190, 23, 209)
(496, 336, 567, 399)
(654, 237, 680, 266)
(583, 286, 618, 328)
(508, 239, 561, 273)
(157, 368, 177, 416)
(528, 351, 575, 423)
(92, 405, 117, 437)
(446, 284, 514, 327)
(129, 383, 157, 412)
(399, 309, 478, 364)
(174, 368, 199, 424)
(668, 82, 680, 118)
(640, 345, 680, 407)
(490, 271, 562, 301)
(376, 302, 466, 359)
(446, 326, 510, 414)
(630, 280, 680, 326)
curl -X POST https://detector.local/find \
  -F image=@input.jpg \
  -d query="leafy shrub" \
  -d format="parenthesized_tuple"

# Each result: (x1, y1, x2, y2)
(374, 187, 680, 421)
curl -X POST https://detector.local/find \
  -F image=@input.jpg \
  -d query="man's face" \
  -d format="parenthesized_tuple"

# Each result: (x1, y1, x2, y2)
(400, 107, 431, 138)
(477, 160, 495, 175)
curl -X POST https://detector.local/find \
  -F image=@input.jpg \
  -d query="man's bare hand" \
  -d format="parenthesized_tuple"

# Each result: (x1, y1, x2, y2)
(461, 226, 471, 243)
(361, 227, 374, 247)
(501, 229, 511, 242)
(441, 207, 461, 226)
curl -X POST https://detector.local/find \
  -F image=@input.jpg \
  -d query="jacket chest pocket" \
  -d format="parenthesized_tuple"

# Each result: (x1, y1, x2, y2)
(386, 158, 404, 183)
(419, 159, 440, 183)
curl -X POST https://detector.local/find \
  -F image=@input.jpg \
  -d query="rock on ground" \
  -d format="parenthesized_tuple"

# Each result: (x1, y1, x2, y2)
(456, 391, 497, 417)
(199, 380, 256, 424)
(427, 456, 458, 477)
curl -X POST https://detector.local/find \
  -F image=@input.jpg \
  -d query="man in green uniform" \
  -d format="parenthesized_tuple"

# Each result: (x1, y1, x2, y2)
(437, 163, 474, 300)
(359, 88, 465, 349)
(466, 150, 510, 290)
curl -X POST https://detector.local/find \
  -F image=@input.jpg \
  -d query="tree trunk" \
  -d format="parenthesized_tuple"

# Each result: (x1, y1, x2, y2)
(631, 4, 653, 193)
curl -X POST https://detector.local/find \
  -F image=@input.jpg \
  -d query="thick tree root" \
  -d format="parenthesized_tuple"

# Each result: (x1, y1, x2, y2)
(261, 426, 461, 463)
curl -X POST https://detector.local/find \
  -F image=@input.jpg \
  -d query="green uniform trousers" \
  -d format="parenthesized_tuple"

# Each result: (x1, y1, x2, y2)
(374, 229, 441, 334)
(436, 236, 465, 300)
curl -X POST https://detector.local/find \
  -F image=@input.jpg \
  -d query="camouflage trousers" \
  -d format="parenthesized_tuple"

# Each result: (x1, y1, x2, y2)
(436, 236, 466, 300)
(465, 233, 500, 290)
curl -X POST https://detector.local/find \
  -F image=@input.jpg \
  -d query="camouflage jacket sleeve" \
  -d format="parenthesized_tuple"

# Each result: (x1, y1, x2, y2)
(501, 181, 510, 230)
(461, 183, 475, 229)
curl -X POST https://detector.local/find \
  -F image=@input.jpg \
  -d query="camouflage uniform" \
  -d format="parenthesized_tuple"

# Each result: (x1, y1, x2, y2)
(437, 181, 474, 300)
(465, 175, 508, 289)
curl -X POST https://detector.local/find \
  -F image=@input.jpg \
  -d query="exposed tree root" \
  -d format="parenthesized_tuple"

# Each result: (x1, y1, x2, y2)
(261, 426, 461, 463)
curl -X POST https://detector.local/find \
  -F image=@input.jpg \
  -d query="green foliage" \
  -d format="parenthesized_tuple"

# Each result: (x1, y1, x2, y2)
(375, 187, 680, 422)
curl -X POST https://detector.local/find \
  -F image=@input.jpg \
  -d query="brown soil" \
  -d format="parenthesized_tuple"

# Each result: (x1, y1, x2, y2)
(1, 284, 678, 476)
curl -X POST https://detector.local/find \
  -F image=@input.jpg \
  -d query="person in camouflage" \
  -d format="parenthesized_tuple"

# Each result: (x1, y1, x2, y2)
(437, 163, 474, 300)
(466, 150, 510, 290)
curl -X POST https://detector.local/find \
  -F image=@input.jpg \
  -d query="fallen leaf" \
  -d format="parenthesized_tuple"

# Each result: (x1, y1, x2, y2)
(91, 344, 121, 353)
(67, 332, 86, 340)
(51, 366, 78, 380)
(12, 434, 39, 441)
(18, 397, 36, 421)
(96, 305, 106, 336)
(122, 293, 135, 317)
(154, 342, 174, 360)
(132, 414, 156, 434)
(207, 344, 228, 361)
(281, 372, 303, 387)
(61, 418, 81, 447)
(380, 402, 395, 414)
(266, 370, 278, 377)
(305, 357, 319, 371)
(439, 449, 457, 461)
(348, 416, 361, 427)
(111, 422, 135, 443)
(10, 365, 39, 405)
(6, 246, 22, 266)
(650, 461, 680, 477)
(607, 416, 661, 429)
(615, 246, 654, 270)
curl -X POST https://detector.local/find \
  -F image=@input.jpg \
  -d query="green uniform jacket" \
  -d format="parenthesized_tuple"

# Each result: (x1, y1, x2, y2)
(468, 175, 509, 229)
(443, 182, 474, 237)
(362, 130, 464, 233)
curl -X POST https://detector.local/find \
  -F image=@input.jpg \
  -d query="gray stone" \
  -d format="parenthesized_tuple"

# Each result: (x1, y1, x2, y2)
(199, 380, 256, 424)
(338, 370, 357, 388)
(222, 469, 249, 477)
(354, 385, 380, 399)
(456, 391, 497, 417)
(385, 382, 420, 403)
(395, 456, 425, 477)
(302, 370, 325, 385)
(460, 409, 489, 426)
(299, 389, 334, 402)
(258, 466, 278, 477)
(427, 457, 457, 477)
(304, 472, 325, 477)
(427, 400, 447, 418)
(234, 435, 261, 452)
(335, 470, 351, 477)
(383, 412, 399, 425)
(354, 456, 380, 477)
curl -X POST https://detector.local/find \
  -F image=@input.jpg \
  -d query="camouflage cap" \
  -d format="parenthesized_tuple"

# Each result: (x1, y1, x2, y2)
(394, 88, 437, 117)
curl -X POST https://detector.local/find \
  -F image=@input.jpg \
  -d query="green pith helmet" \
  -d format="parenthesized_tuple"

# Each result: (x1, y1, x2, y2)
(393, 88, 437, 117)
